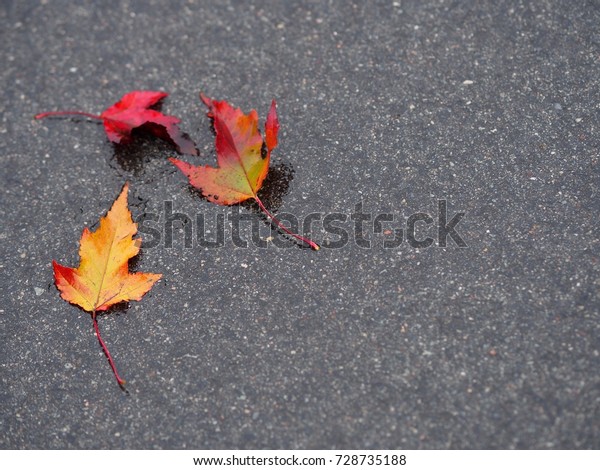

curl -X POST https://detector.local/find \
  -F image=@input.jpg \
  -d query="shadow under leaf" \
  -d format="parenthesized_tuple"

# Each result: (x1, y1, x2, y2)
(109, 130, 177, 175)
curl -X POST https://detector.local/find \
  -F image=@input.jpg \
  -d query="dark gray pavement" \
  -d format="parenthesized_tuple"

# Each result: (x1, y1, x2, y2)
(1, 0, 599, 449)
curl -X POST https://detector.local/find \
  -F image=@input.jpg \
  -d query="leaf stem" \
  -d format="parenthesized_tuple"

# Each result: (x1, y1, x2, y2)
(254, 196, 320, 250)
(35, 110, 102, 120)
(92, 311, 126, 389)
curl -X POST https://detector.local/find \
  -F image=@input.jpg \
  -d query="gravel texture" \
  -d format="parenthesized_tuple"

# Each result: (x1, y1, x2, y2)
(1, 0, 598, 449)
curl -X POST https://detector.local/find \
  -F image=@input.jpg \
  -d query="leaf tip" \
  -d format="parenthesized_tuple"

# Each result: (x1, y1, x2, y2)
(51, 259, 67, 278)
(169, 157, 191, 174)
(265, 100, 280, 152)
(115, 181, 130, 208)
(199, 92, 212, 108)
(168, 156, 181, 168)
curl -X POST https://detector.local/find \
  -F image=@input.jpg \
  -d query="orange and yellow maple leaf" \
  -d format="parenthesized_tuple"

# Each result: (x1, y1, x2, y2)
(53, 182, 161, 387)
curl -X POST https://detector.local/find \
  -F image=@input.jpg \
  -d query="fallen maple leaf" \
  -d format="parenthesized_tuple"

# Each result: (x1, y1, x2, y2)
(53, 182, 161, 388)
(35, 90, 198, 155)
(170, 93, 319, 250)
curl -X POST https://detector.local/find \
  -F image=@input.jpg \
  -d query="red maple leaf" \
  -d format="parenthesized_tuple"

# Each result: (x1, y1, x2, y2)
(170, 93, 319, 250)
(35, 90, 198, 155)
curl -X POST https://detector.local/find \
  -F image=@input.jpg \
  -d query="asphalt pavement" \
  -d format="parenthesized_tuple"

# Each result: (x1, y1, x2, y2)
(1, 0, 598, 449)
